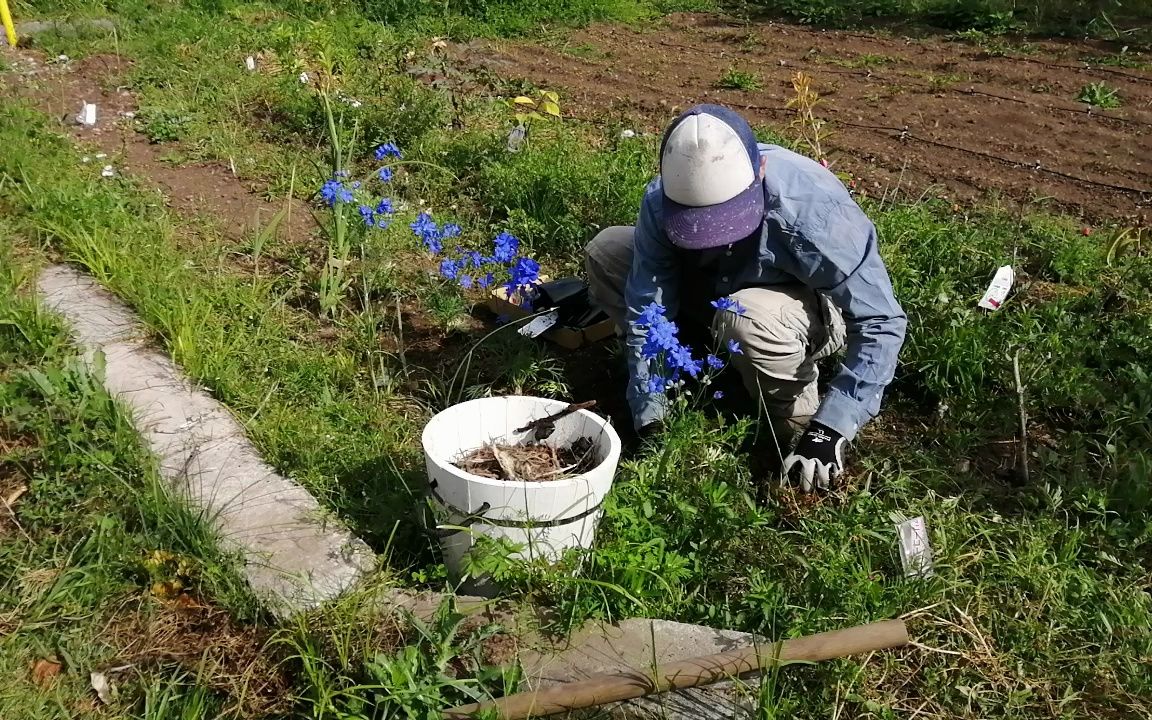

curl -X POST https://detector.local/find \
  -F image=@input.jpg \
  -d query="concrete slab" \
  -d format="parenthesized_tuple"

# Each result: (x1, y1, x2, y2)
(522, 618, 761, 719)
(37, 265, 375, 616)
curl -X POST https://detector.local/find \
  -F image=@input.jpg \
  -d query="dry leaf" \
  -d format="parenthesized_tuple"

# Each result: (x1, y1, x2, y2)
(31, 658, 62, 687)
(90, 671, 114, 704)
(3, 483, 27, 507)
(151, 578, 184, 599)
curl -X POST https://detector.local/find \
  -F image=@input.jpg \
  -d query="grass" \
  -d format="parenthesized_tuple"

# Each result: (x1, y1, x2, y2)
(4, 0, 1152, 717)
(0, 243, 263, 717)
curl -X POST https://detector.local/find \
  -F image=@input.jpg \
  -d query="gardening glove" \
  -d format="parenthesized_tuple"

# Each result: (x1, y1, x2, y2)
(782, 422, 846, 492)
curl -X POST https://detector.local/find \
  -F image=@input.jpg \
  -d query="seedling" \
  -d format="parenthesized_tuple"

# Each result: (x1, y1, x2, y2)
(1077, 82, 1122, 108)
(717, 67, 762, 91)
(511, 89, 562, 125)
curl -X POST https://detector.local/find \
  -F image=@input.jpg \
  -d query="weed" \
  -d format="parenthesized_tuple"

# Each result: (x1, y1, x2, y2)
(786, 71, 830, 165)
(1077, 81, 1122, 108)
(137, 108, 194, 144)
(717, 66, 762, 91)
(1085, 46, 1150, 69)
(821, 52, 895, 69)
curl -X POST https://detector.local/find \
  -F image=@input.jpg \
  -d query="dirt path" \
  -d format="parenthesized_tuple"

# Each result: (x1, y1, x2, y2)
(459, 13, 1152, 222)
(1, 48, 317, 245)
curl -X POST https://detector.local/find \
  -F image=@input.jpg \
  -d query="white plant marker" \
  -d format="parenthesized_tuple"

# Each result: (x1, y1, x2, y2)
(896, 516, 934, 577)
(978, 265, 1014, 310)
(77, 102, 97, 126)
(245, 55, 257, 71)
(518, 309, 560, 338)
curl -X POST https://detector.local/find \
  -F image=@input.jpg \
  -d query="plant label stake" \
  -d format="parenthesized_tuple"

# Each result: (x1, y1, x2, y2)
(77, 102, 97, 126)
(518, 309, 559, 339)
(896, 516, 934, 577)
(978, 265, 1014, 310)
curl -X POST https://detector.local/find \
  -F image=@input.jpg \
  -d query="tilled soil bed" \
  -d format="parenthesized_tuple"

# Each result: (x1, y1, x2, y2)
(455, 13, 1152, 222)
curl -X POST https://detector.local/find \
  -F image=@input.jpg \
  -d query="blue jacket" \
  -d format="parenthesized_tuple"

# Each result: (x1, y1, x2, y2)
(624, 144, 907, 440)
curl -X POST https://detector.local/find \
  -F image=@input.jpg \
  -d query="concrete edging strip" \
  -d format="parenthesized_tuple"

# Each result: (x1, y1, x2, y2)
(37, 264, 375, 616)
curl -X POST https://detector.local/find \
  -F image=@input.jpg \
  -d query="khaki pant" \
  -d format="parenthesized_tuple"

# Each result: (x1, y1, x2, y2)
(585, 226, 846, 420)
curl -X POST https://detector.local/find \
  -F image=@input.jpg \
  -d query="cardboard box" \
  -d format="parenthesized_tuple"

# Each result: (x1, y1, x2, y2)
(487, 287, 616, 350)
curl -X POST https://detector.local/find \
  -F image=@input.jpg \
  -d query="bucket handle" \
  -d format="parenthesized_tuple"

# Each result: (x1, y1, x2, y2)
(429, 479, 493, 539)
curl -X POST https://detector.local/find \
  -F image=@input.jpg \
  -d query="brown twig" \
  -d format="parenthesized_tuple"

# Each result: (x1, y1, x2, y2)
(1013, 350, 1030, 484)
(515, 400, 597, 437)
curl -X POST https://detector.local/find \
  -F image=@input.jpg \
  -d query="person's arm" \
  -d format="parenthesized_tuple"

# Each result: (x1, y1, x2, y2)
(778, 199, 905, 491)
(625, 183, 681, 430)
(786, 199, 907, 441)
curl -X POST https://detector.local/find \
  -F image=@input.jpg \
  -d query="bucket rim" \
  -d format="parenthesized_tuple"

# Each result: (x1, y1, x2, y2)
(421, 395, 621, 489)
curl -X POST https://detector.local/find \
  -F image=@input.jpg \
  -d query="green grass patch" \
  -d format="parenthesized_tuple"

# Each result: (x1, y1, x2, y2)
(0, 243, 261, 718)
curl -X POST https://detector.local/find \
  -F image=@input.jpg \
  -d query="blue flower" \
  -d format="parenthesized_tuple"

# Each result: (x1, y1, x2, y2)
(636, 302, 668, 328)
(378, 166, 393, 182)
(465, 250, 483, 268)
(375, 198, 393, 215)
(507, 256, 540, 289)
(477, 272, 495, 289)
(410, 212, 441, 253)
(334, 170, 350, 178)
(711, 296, 747, 315)
(350, 181, 361, 190)
(726, 339, 744, 355)
(358, 204, 375, 226)
(647, 376, 668, 394)
(492, 231, 520, 263)
(376, 218, 391, 229)
(441, 223, 462, 240)
(713, 390, 725, 400)
(374, 142, 402, 160)
(706, 354, 724, 370)
(320, 179, 353, 206)
(459, 274, 473, 289)
(439, 258, 460, 280)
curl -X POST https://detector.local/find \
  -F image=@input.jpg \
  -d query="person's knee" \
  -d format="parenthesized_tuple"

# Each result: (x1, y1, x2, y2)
(585, 226, 633, 256)
(585, 226, 634, 287)
(712, 310, 806, 375)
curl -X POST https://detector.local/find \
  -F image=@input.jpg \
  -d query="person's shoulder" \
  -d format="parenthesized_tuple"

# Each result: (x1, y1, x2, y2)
(641, 176, 664, 221)
(761, 145, 860, 225)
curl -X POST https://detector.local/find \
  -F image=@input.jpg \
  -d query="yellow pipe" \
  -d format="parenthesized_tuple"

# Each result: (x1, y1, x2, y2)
(0, 0, 16, 48)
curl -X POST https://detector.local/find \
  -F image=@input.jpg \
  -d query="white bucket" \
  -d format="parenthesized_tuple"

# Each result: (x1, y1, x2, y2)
(421, 396, 621, 593)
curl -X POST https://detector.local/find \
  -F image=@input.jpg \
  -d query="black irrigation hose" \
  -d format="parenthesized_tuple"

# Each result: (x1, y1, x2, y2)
(832, 119, 1152, 196)
(952, 87, 1152, 129)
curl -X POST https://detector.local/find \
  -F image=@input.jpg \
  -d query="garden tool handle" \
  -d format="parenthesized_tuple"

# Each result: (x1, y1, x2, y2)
(443, 619, 909, 719)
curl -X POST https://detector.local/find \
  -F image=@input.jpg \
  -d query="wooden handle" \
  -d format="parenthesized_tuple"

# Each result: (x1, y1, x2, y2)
(445, 619, 908, 719)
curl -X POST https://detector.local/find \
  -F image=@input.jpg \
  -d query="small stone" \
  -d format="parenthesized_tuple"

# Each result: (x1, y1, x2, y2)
(101, 165, 115, 177)
(619, 129, 636, 139)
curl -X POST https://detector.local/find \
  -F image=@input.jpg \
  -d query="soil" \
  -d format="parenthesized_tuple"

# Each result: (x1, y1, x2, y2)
(455, 13, 1152, 223)
(0, 48, 318, 246)
(454, 437, 597, 481)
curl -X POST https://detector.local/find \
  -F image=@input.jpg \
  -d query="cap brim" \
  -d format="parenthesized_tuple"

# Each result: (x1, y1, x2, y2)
(663, 181, 764, 250)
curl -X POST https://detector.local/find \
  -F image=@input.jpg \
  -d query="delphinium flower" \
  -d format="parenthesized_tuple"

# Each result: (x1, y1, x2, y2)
(492, 231, 519, 263)
(439, 258, 460, 280)
(320, 177, 354, 206)
(634, 303, 747, 400)
(711, 296, 747, 315)
(410, 212, 442, 254)
(374, 142, 402, 160)
(505, 256, 540, 309)
(634, 302, 702, 392)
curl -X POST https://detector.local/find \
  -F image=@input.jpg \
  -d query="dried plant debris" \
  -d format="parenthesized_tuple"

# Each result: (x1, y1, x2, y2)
(454, 438, 597, 481)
